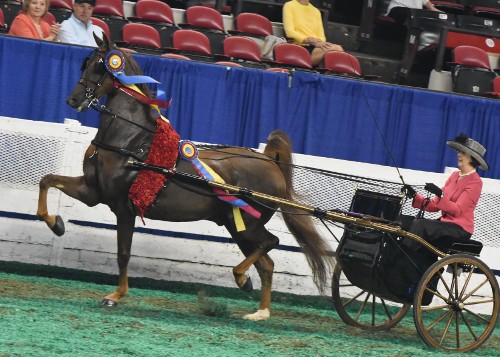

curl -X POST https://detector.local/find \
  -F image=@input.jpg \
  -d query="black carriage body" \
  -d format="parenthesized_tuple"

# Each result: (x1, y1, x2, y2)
(337, 189, 436, 305)
(338, 230, 427, 304)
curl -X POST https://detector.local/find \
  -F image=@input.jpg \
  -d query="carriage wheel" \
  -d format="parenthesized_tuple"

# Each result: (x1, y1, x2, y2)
(331, 263, 410, 330)
(413, 254, 500, 352)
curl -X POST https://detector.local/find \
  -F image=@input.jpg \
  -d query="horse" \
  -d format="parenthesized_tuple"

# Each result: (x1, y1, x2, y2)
(36, 34, 334, 321)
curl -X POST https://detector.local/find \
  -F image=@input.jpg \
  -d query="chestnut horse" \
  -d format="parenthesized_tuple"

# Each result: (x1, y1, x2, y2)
(36, 34, 333, 320)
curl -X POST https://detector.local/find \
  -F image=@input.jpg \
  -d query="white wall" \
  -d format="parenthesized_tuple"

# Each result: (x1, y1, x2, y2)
(0, 117, 498, 297)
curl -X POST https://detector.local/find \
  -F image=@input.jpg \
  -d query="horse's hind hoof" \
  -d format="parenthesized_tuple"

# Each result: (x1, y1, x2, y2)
(100, 298, 118, 307)
(241, 276, 253, 293)
(51, 215, 65, 236)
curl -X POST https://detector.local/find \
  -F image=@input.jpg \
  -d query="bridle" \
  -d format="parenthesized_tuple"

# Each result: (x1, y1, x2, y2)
(77, 48, 156, 134)
(77, 50, 109, 109)
(76, 48, 160, 162)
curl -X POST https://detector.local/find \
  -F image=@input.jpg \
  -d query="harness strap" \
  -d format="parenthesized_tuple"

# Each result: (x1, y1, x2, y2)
(91, 139, 146, 162)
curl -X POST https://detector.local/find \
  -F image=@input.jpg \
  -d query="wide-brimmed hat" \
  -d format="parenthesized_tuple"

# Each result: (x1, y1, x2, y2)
(447, 133, 489, 170)
(74, 0, 96, 6)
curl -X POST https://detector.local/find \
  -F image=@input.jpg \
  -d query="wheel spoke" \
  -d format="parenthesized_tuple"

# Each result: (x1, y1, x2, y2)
(461, 278, 490, 302)
(459, 310, 479, 341)
(422, 303, 450, 312)
(463, 298, 495, 306)
(426, 307, 453, 331)
(458, 268, 474, 300)
(343, 290, 366, 307)
(437, 269, 454, 299)
(455, 308, 460, 349)
(424, 286, 448, 303)
(463, 308, 493, 324)
(355, 293, 371, 321)
(371, 295, 376, 326)
(381, 299, 393, 320)
(439, 310, 456, 345)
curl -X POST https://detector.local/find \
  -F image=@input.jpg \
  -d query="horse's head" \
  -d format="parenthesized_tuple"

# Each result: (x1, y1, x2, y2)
(66, 33, 120, 112)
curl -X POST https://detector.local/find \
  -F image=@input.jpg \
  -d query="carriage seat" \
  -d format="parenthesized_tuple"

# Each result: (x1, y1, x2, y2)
(434, 236, 483, 256)
(447, 239, 483, 256)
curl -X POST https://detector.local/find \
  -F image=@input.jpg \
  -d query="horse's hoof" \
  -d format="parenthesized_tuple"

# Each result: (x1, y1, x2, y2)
(100, 298, 118, 307)
(51, 215, 65, 236)
(241, 276, 253, 293)
(243, 308, 270, 321)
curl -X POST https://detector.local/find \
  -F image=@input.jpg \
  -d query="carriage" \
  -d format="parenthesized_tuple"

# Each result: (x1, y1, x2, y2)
(331, 189, 499, 352)
(36, 33, 499, 353)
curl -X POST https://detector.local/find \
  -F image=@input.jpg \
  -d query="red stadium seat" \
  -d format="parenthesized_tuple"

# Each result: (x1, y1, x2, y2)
(129, 0, 175, 24)
(185, 5, 225, 32)
(93, 0, 125, 18)
(0, 8, 6, 32)
(127, 0, 178, 47)
(92, 0, 127, 41)
(161, 53, 192, 60)
(180, 6, 227, 56)
(453, 45, 491, 69)
(432, 0, 466, 15)
(223, 36, 261, 62)
(120, 23, 162, 49)
(215, 61, 244, 67)
(486, 76, 500, 97)
(235, 12, 273, 37)
(49, 0, 72, 23)
(450, 45, 497, 96)
(172, 29, 212, 56)
(322, 51, 362, 77)
(49, 0, 72, 11)
(266, 67, 290, 74)
(43, 12, 56, 26)
(273, 43, 313, 69)
(91, 16, 111, 40)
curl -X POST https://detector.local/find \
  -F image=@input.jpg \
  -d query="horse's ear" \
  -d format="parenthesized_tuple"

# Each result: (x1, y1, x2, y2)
(95, 32, 110, 50)
(94, 32, 104, 47)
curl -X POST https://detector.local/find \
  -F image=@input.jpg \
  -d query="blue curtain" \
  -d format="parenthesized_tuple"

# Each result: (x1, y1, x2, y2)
(0, 35, 499, 179)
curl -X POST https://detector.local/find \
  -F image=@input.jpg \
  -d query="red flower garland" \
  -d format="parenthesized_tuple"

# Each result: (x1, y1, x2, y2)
(129, 118, 180, 220)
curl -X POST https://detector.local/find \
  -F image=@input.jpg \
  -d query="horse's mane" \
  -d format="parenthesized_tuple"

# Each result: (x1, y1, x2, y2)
(121, 50, 152, 99)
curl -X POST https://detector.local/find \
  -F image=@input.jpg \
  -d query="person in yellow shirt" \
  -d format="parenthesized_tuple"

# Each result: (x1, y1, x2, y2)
(283, 0, 343, 66)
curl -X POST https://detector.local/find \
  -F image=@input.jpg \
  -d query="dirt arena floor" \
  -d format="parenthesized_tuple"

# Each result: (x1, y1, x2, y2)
(0, 261, 499, 357)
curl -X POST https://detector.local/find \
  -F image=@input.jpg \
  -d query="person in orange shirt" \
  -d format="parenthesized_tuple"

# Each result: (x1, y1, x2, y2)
(9, 0, 61, 41)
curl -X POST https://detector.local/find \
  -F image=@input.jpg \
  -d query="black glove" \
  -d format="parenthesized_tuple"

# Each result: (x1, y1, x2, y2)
(401, 184, 416, 198)
(425, 183, 442, 197)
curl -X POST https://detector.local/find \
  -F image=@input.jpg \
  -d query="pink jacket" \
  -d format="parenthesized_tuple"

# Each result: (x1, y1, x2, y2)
(412, 171, 482, 234)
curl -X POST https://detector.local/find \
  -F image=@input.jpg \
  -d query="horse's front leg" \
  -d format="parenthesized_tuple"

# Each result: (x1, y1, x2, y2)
(101, 212, 136, 307)
(37, 174, 100, 236)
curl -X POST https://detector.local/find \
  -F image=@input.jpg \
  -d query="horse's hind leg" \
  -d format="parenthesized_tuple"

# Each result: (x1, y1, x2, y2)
(230, 227, 279, 321)
(37, 174, 100, 236)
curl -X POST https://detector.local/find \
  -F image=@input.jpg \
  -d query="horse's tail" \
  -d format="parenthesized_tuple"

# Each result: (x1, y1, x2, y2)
(263, 130, 334, 293)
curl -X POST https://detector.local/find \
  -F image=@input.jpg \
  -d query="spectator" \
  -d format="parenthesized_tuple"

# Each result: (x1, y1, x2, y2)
(283, 0, 343, 66)
(59, 0, 103, 47)
(8, 0, 61, 41)
(386, 0, 442, 23)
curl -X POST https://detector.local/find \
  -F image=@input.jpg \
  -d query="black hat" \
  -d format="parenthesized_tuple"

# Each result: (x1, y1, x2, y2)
(74, 0, 96, 6)
(447, 133, 489, 170)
